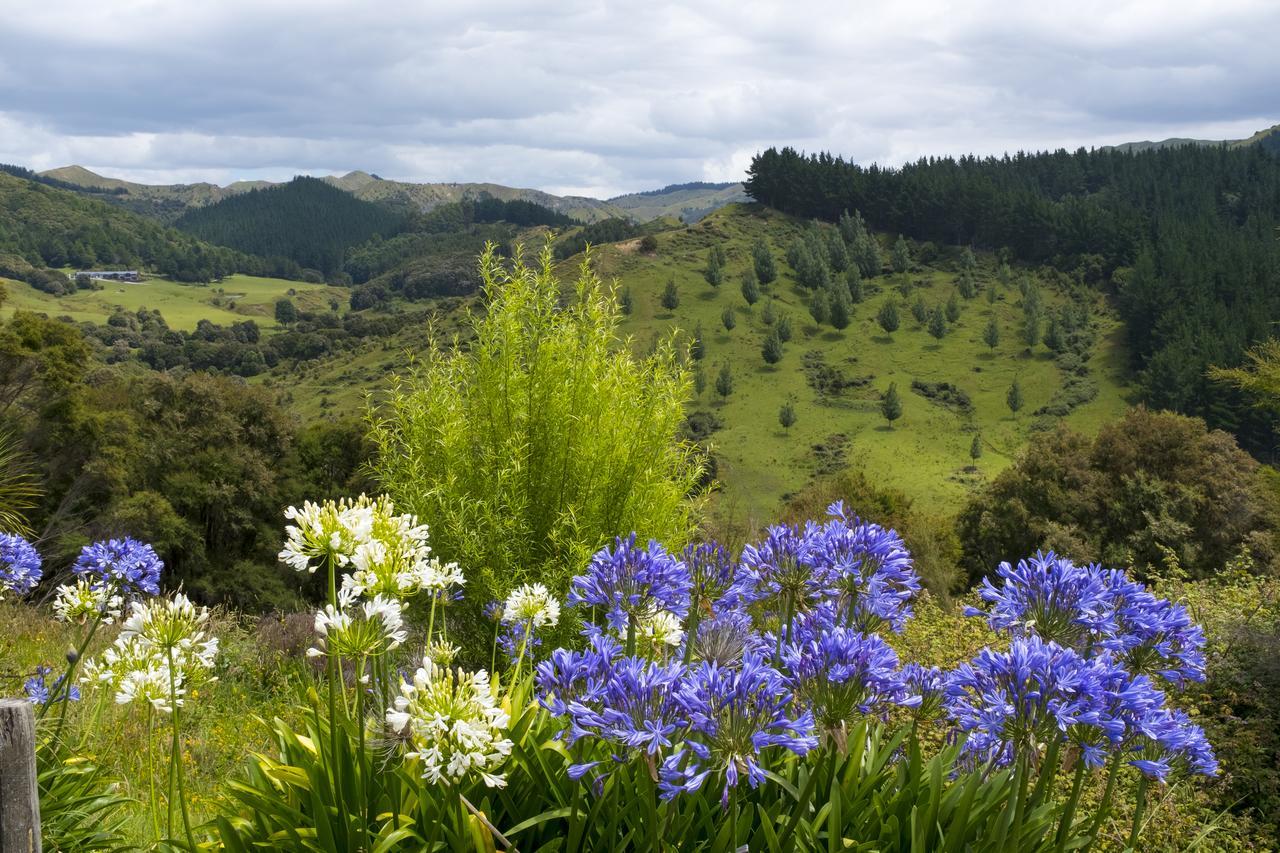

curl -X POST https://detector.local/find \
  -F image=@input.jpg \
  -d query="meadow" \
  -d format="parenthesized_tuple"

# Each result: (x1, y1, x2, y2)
(0, 272, 349, 332)
(588, 205, 1132, 520)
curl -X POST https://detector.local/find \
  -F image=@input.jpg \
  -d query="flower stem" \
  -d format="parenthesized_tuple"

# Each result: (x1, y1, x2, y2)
(167, 649, 196, 851)
(1055, 759, 1088, 852)
(1086, 752, 1124, 848)
(1126, 775, 1150, 850)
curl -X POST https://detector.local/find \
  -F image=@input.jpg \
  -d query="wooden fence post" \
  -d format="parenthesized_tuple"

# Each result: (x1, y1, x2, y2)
(0, 699, 40, 853)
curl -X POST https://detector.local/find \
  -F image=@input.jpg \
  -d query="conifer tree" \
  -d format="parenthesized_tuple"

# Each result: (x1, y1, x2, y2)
(721, 306, 736, 332)
(776, 313, 793, 342)
(957, 271, 975, 300)
(881, 382, 902, 427)
(705, 249, 724, 287)
(1044, 317, 1064, 352)
(945, 291, 961, 323)
(858, 232, 882, 278)
(810, 289, 831, 325)
(715, 363, 734, 399)
(690, 322, 705, 360)
(661, 278, 680, 311)
(694, 366, 706, 396)
(826, 231, 849, 273)
(275, 298, 297, 325)
(762, 299, 777, 325)
(1007, 378, 1024, 415)
(847, 267, 864, 303)
(829, 283, 852, 330)
(892, 235, 913, 273)
(983, 316, 1000, 351)
(752, 239, 777, 285)
(911, 295, 928, 325)
(1023, 311, 1041, 350)
(877, 299, 900, 335)
(970, 433, 982, 464)
(619, 286, 633, 315)
(987, 282, 998, 305)
(928, 307, 947, 340)
(961, 246, 977, 271)
(762, 330, 784, 365)
(779, 400, 796, 430)
(741, 269, 761, 305)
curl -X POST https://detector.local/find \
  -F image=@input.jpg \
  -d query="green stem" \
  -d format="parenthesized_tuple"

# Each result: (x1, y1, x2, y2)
(43, 614, 103, 743)
(626, 613, 637, 658)
(167, 649, 196, 851)
(146, 705, 160, 842)
(1126, 776, 1150, 851)
(325, 554, 343, 832)
(1086, 753, 1124, 849)
(1054, 759, 1088, 852)
(357, 658, 369, 847)
(511, 620, 531, 687)
(1029, 737, 1062, 809)
(682, 604, 701, 665)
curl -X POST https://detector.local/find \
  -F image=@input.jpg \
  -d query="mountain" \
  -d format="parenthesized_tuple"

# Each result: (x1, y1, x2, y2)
(36, 166, 747, 224)
(1103, 122, 1279, 153)
(174, 176, 406, 275)
(608, 181, 748, 222)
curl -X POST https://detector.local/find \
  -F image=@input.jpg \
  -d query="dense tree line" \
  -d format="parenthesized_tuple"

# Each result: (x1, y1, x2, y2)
(553, 218, 641, 258)
(745, 144, 1280, 453)
(0, 171, 278, 283)
(175, 177, 408, 276)
(0, 310, 371, 608)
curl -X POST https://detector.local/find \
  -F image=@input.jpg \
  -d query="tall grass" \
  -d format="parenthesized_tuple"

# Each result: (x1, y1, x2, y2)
(368, 242, 704, 609)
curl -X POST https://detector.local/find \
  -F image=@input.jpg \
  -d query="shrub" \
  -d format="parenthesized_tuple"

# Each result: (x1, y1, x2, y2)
(367, 244, 704, 617)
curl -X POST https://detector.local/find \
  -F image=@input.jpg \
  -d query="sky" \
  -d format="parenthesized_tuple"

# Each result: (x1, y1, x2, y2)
(0, 0, 1276, 199)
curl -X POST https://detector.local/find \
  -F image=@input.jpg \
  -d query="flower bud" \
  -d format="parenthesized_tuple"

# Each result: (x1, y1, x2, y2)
(66, 647, 80, 664)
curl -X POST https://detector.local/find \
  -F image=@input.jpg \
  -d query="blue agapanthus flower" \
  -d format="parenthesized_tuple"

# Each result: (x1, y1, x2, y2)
(0, 533, 42, 598)
(781, 626, 914, 746)
(1129, 708, 1218, 780)
(682, 542, 751, 615)
(900, 663, 948, 719)
(965, 552, 1114, 649)
(73, 537, 162, 596)
(498, 620, 542, 663)
(945, 635, 1116, 767)
(739, 522, 825, 614)
(24, 665, 80, 706)
(813, 502, 920, 633)
(660, 654, 816, 807)
(1096, 569, 1206, 686)
(568, 534, 691, 636)
(688, 610, 768, 668)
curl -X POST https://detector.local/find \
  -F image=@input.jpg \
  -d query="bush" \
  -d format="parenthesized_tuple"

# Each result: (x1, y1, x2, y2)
(368, 243, 705, 622)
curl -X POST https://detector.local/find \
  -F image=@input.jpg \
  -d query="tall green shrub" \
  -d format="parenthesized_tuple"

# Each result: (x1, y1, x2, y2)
(367, 244, 704, 606)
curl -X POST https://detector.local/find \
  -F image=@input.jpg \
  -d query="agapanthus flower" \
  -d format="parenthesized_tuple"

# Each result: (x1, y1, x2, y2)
(83, 592, 219, 713)
(308, 593, 407, 659)
(278, 497, 369, 574)
(965, 552, 1114, 649)
(498, 621, 542, 664)
(636, 610, 684, 650)
(945, 635, 1114, 767)
(1096, 570, 1206, 686)
(660, 654, 816, 807)
(568, 534, 691, 637)
(387, 659, 513, 788)
(899, 663, 947, 720)
(738, 522, 825, 615)
(24, 665, 79, 705)
(812, 502, 919, 633)
(1128, 708, 1218, 781)
(683, 542, 751, 615)
(689, 611, 766, 668)
(339, 496, 461, 601)
(483, 600, 504, 622)
(0, 533, 41, 599)
(502, 583, 560, 631)
(534, 634, 621, 718)
(73, 537, 162, 597)
(425, 640, 461, 666)
(782, 627, 914, 748)
(53, 578, 124, 624)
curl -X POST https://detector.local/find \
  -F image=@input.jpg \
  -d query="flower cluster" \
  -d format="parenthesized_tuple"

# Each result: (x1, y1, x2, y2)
(387, 659, 513, 788)
(82, 593, 219, 713)
(503, 582, 560, 631)
(24, 665, 79, 705)
(0, 533, 41, 599)
(73, 537, 163, 597)
(53, 578, 125, 624)
(308, 592, 407, 659)
(568, 534, 691, 636)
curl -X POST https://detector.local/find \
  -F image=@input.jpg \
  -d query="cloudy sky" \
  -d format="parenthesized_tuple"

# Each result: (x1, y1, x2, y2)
(1, 0, 1276, 198)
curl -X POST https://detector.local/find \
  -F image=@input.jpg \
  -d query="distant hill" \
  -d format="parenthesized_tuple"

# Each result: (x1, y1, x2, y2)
(36, 166, 748, 224)
(175, 177, 407, 275)
(608, 182, 748, 223)
(1103, 122, 1280, 153)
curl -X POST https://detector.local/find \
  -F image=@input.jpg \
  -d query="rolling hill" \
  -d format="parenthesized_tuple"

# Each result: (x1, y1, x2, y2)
(1103, 121, 1279, 153)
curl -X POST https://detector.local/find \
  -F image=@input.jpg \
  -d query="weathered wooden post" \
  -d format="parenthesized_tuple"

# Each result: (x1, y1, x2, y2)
(0, 699, 40, 853)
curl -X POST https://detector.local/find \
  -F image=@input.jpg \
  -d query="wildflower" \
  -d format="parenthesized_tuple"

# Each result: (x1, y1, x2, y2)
(568, 534, 691, 637)
(498, 621, 541, 664)
(661, 654, 816, 807)
(534, 634, 620, 718)
(683, 542, 750, 615)
(0, 533, 41, 599)
(308, 594, 407, 659)
(341, 497, 459, 601)
(483, 600, 505, 622)
(782, 627, 913, 748)
(53, 578, 124, 624)
(813, 502, 919, 633)
(502, 583, 560, 630)
(387, 659, 513, 788)
(964, 552, 1113, 649)
(24, 665, 79, 705)
(73, 537, 163, 597)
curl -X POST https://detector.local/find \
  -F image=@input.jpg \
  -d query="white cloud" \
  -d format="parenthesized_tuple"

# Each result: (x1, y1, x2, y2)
(0, 0, 1275, 197)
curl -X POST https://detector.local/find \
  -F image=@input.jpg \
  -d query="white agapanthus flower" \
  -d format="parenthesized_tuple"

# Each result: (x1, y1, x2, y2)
(52, 579, 123, 624)
(308, 593, 407, 659)
(636, 610, 684, 648)
(279, 495, 381, 574)
(81, 592, 219, 714)
(387, 659, 513, 789)
(501, 583, 560, 630)
(424, 639, 461, 666)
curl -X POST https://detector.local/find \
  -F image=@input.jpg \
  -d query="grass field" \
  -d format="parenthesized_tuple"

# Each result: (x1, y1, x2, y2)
(0, 272, 349, 332)
(583, 204, 1134, 523)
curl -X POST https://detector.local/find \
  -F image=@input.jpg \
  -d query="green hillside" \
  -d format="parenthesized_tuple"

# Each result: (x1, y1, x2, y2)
(582, 205, 1132, 521)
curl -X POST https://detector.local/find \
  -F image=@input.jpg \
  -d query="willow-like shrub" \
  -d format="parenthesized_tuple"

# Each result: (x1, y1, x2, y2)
(368, 243, 704, 609)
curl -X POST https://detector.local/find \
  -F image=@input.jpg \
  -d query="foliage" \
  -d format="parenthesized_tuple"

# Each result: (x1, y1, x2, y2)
(957, 407, 1278, 585)
(368, 244, 704, 625)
